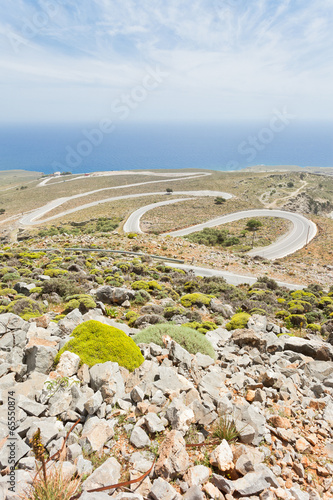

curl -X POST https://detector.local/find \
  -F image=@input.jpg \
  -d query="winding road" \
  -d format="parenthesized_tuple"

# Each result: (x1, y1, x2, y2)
(165, 263, 304, 290)
(11, 170, 317, 286)
(123, 198, 317, 260)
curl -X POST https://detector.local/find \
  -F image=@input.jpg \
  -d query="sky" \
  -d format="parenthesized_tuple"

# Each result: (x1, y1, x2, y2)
(0, 0, 332, 123)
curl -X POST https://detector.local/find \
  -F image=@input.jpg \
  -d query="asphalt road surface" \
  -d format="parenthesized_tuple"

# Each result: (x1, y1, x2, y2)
(167, 209, 317, 260)
(123, 191, 233, 233)
(166, 263, 304, 290)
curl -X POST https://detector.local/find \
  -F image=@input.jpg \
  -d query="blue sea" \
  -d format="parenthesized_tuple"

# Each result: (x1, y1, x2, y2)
(0, 122, 332, 175)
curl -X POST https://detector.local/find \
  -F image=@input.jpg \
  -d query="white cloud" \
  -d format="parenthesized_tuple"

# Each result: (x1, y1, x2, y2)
(0, 0, 332, 122)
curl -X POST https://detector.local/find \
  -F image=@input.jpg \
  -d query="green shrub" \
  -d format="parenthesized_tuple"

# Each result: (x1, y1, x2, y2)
(55, 320, 144, 371)
(63, 294, 96, 314)
(164, 306, 187, 319)
(29, 287, 43, 295)
(275, 310, 289, 319)
(183, 321, 217, 333)
(0, 288, 17, 296)
(105, 277, 124, 287)
(44, 269, 68, 278)
(285, 314, 307, 329)
(125, 311, 140, 326)
(290, 290, 318, 304)
(6, 297, 45, 320)
(249, 308, 267, 316)
(41, 278, 83, 298)
(132, 290, 151, 305)
(180, 293, 213, 308)
(184, 227, 240, 248)
(307, 323, 321, 333)
(133, 324, 216, 359)
(18, 252, 45, 259)
(288, 300, 312, 313)
(131, 280, 162, 292)
(2, 272, 20, 283)
(225, 312, 250, 331)
(318, 296, 333, 308)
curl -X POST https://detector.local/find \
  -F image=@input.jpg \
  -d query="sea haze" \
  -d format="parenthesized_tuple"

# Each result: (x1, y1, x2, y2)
(0, 122, 332, 174)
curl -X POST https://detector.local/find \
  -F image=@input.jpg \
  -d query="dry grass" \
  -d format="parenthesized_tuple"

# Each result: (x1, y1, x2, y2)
(20, 465, 81, 500)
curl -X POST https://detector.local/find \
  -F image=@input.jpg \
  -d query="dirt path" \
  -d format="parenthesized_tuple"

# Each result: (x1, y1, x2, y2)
(264, 180, 308, 208)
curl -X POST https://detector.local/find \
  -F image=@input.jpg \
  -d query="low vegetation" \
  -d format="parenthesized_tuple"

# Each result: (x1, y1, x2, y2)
(56, 320, 144, 370)
(133, 324, 216, 359)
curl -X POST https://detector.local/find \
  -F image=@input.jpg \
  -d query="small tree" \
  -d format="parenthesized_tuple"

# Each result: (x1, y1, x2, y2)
(246, 219, 263, 231)
(214, 197, 226, 204)
(166, 188, 173, 194)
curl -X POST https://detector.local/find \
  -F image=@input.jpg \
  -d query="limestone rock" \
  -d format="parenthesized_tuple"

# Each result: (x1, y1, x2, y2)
(155, 430, 189, 480)
(209, 440, 234, 471)
(184, 465, 211, 487)
(130, 426, 151, 448)
(55, 351, 80, 377)
(82, 457, 121, 492)
(150, 477, 180, 500)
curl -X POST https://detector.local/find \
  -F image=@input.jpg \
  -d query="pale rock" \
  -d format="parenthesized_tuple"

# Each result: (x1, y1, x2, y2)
(16, 395, 46, 417)
(184, 465, 211, 487)
(26, 419, 63, 446)
(58, 309, 83, 336)
(155, 430, 189, 480)
(131, 386, 145, 403)
(25, 345, 58, 374)
(144, 413, 165, 433)
(79, 417, 115, 453)
(203, 482, 224, 499)
(81, 457, 121, 492)
(77, 455, 93, 476)
(169, 340, 192, 369)
(166, 402, 195, 436)
(210, 440, 234, 471)
(0, 435, 30, 469)
(84, 391, 103, 415)
(323, 399, 333, 425)
(150, 477, 180, 500)
(55, 351, 80, 377)
(289, 487, 310, 500)
(77, 363, 90, 384)
(295, 437, 311, 453)
(80, 492, 112, 500)
(130, 426, 150, 448)
(114, 493, 144, 500)
(67, 443, 82, 461)
(195, 352, 215, 368)
(183, 485, 205, 500)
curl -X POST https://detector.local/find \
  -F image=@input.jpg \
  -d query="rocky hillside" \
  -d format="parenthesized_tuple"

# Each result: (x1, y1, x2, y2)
(0, 249, 333, 499)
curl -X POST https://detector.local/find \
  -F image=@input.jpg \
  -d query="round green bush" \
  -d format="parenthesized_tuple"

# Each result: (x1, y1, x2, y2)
(126, 311, 140, 326)
(44, 268, 68, 278)
(0, 288, 17, 296)
(55, 320, 144, 371)
(288, 300, 312, 313)
(63, 294, 96, 314)
(285, 314, 307, 329)
(183, 321, 217, 333)
(132, 280, 162, 292)
(5, 297, 45, 320)
(180, 293, 213, 308)
(275, 310, 289, 319)
(225, 312, 250, 331)
(132, 324, 216, 359)
(307, 323, 321, 333)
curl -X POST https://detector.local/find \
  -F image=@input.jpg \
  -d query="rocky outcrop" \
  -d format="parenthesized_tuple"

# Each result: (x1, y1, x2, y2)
(0, 311, 333, 499)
